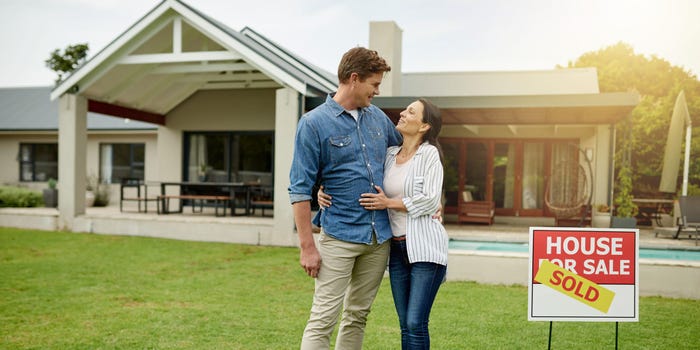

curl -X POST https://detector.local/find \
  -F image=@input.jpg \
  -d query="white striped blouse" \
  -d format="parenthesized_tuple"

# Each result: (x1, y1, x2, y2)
(385, 142, 449, 266)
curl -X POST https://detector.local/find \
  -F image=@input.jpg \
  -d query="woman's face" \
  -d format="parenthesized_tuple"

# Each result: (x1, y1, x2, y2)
(397, 100, 428, 136)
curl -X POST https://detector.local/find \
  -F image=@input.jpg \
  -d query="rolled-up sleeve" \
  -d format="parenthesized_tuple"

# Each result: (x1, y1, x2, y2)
(289, 117, 320, 204)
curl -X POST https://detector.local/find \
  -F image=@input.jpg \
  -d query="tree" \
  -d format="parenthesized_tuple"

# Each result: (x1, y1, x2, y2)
(45, 43, 89, 85)
(566, 42, 700, 197)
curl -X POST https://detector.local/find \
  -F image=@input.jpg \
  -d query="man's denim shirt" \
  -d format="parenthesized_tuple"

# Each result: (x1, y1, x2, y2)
(289, 94, 402, 244)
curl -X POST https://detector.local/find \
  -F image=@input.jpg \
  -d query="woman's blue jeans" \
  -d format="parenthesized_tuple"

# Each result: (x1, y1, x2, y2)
(389, 239, 446, 350)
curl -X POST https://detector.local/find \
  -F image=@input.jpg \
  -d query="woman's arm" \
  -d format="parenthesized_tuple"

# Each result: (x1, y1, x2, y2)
(402, 147, 444, 218)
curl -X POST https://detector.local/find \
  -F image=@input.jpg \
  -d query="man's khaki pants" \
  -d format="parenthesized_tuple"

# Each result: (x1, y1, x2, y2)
(300, 232, 390, 350)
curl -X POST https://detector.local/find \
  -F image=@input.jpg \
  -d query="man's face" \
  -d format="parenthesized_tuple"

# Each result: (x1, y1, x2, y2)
(351, 72, 384, 108)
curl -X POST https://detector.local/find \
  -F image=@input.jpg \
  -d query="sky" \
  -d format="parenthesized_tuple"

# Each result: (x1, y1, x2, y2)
(0, 0, 698, 88)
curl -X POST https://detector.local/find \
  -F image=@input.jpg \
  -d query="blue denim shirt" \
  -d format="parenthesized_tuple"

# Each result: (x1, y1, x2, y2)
(289, 94, 402, 244)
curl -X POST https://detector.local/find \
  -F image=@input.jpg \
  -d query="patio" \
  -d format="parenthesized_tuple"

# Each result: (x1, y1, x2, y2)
(1, 206, 698, 299)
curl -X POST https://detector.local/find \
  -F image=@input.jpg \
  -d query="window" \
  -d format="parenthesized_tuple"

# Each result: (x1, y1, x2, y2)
(19, 143, 58, 181)
(100, 143, 145, 183)
(185, 132, 273, 185)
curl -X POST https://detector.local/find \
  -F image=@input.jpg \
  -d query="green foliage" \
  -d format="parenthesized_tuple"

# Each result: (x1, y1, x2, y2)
(686, 183, 700, 196)
(47, 178, 57, 189)
(1, 228, 699, 349)
(568, 42, 700, 195)
(613, 162, 638, 217)
(442, 151, 459, 191)
(0, 186, 44, 207)
(45, 43, 89, 85)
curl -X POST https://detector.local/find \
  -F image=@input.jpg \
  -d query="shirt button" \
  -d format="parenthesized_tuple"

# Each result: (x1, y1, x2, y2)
(339, 143, 344, 146)
(362, 144, 365, 148)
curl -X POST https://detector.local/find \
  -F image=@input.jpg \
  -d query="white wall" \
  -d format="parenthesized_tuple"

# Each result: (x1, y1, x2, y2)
(156, 89, 277, 184)
(0, 132, 156, 196)
(167, 89, 276, 130)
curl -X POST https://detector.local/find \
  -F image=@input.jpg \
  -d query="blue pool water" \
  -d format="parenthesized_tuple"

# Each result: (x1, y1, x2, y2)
(448, 240, 700, 261)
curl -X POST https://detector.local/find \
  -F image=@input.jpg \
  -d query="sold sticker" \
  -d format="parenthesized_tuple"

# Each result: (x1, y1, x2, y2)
(534, 259, 615, 313)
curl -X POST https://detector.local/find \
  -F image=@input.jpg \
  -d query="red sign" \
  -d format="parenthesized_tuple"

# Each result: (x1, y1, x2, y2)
(529, 227, 639, 322)
(531, 229, 636, 284)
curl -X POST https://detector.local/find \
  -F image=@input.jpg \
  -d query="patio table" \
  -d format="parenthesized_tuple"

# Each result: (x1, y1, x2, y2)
(158, 182, 251, 216)
(632, 198, 674, 227)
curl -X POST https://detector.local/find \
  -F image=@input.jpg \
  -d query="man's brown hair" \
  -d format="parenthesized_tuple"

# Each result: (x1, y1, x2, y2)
(337, 47, 391, 84)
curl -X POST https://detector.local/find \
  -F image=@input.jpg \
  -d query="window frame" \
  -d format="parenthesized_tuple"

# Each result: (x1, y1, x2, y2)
(183, 131, 274, 184)
(98, 143, 146, 184)
(18, 143, 58, 182)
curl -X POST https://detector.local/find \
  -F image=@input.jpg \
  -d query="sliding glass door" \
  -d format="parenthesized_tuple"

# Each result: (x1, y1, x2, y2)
(441, 138, 577, 218)
(184, 132, 273, 185)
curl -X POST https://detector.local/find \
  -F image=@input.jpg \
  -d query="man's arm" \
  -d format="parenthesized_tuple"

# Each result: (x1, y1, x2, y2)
(293, 200, 321, 278)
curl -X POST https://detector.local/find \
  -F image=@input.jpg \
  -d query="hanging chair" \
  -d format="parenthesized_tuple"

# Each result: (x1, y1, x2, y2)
(545, 160, 590, 219)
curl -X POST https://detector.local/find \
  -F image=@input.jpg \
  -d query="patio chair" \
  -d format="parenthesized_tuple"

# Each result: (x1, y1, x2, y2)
(674, 195, 700, 244)
(120, 178, 157, 213)
(250, 185, 273, 217)
(457, 191, 495, 225)
(545, 160, 590, 227)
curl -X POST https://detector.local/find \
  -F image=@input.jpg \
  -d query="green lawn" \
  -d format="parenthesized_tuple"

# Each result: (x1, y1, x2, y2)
(1, 227, 698, 349)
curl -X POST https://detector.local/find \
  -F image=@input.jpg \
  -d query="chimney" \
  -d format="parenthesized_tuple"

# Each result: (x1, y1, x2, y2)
(369, 21, 402, 96)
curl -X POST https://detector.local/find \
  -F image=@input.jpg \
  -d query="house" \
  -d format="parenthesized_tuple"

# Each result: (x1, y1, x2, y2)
(3, 0, 638, 245)
(0, 86, 157, 191)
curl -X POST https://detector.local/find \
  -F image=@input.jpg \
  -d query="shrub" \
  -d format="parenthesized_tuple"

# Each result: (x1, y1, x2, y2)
(86, 175, 111, 207)
(0, 186, 44, 207)
(687, 183, 700, 196)
(614, 163, 638, 218)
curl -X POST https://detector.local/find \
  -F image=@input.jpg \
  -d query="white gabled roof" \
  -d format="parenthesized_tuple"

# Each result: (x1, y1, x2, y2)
(51, 0, 336, 115)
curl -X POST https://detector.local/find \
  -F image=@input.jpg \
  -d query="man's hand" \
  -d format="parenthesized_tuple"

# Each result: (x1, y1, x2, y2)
(293, 200, 322, 278)
(300, 245, 322, 278)
(317, 185, 332, 209)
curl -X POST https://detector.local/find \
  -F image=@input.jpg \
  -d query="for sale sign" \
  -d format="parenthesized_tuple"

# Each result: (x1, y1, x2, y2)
(528, 227, 639, 322)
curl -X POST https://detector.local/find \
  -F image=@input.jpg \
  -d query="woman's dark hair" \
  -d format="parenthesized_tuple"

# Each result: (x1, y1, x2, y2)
(337, 47, 391, 84)
(418, 98, 443, 164)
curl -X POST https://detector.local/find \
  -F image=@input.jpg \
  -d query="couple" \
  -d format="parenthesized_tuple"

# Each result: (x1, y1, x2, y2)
(289, 47, 449, 350)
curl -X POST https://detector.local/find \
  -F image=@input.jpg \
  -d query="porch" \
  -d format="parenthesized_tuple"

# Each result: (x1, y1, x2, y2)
(1, 206, 695, 248)
(1, 206, 698, 299)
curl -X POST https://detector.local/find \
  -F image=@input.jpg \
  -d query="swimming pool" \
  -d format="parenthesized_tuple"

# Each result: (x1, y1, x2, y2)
(448, 239, 700, 262)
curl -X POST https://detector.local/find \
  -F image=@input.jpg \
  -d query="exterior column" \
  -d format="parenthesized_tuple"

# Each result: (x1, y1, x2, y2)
(58, 94, 88, 230)
(156, 126, 182, 183)
(594, 125, 612, 206)
(265, 87, 300, 246)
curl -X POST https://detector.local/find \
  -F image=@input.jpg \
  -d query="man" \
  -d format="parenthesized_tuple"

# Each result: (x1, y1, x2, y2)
(289, 47, 401, 349)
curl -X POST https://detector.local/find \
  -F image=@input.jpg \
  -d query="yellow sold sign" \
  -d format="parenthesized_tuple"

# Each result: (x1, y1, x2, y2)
(534, 260, 615, 314)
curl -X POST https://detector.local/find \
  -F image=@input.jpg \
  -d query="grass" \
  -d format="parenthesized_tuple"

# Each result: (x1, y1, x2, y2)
(1, 227, 698, 349)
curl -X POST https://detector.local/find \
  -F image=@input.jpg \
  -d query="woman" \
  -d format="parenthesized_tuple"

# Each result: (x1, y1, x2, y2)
(320, 98, 448, 349)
